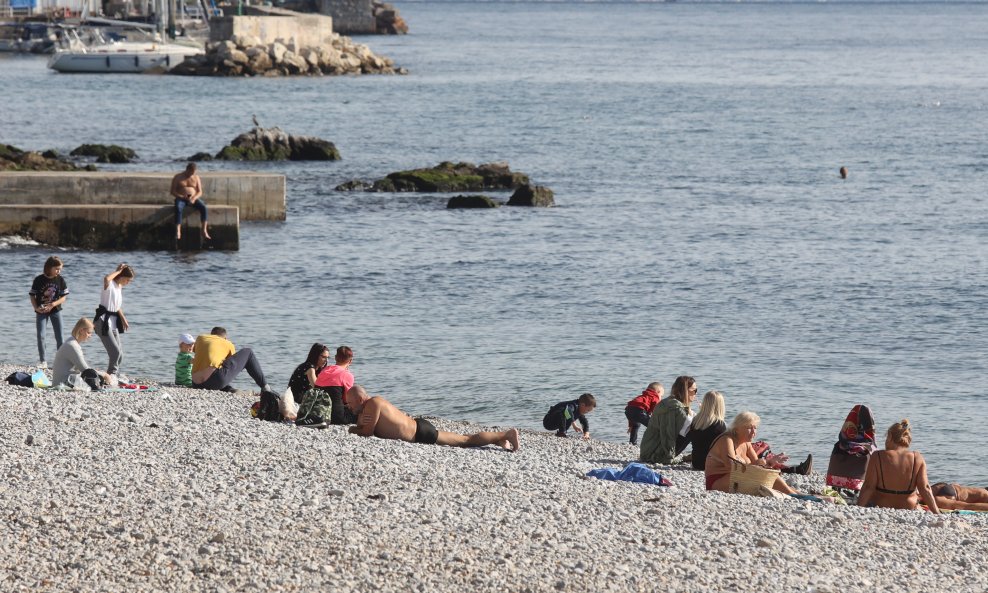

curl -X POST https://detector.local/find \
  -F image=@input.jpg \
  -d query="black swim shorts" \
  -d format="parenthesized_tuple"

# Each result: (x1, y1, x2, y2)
(414, 418, 439, 445)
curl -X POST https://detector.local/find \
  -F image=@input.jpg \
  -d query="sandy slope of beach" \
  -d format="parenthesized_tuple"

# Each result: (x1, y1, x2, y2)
(1, 363, 986, 593)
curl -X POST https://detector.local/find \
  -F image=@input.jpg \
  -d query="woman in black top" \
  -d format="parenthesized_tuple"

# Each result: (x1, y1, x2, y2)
(684, 390, 727, 471)
(287, 343, 330, 404)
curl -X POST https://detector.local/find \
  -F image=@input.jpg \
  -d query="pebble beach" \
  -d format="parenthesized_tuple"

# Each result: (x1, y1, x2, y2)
(2, 363, 986, 593)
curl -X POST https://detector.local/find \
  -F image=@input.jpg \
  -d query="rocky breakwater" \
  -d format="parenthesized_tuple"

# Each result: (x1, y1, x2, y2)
(337, 161, 555, 208)
(170, 33, 404, 77)
(190, 126, 340, 161)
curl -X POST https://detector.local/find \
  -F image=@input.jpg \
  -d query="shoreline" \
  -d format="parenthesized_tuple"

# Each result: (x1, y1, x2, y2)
(1, 363, 985, 592)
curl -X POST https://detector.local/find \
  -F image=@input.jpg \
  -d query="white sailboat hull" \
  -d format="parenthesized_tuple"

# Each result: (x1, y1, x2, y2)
(48, 43, 202, 73)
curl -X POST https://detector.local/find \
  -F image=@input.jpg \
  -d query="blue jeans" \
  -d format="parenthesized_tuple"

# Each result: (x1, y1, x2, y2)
(36, 310, 64, 363)
(174, 198, 208, 226)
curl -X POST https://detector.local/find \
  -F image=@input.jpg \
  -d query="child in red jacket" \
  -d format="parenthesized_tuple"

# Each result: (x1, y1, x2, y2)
(625, 382, 663, 445)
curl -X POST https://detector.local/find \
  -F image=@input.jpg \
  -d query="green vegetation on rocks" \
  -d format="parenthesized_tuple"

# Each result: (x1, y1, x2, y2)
(69, 144, 137, 164)
(336, 161, 529, 192)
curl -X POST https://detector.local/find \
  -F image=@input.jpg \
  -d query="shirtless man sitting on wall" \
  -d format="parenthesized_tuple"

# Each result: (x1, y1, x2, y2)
(931, 483, 988, 511)
(345, 385, 520, 451)
(170, 162, 210, 240)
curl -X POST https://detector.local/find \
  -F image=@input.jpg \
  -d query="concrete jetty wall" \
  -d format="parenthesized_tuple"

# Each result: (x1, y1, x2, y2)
(0, 205, 239, 251)
(0, 171, 285, 221)
(317, 0, 375, 34)
(209, 13, 334, 47)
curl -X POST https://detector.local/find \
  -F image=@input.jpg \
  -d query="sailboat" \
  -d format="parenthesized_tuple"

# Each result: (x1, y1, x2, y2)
(47, 2, 203, 73)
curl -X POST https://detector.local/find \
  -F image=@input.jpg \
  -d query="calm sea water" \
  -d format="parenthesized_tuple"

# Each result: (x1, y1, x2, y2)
(1, 2, 986, 483)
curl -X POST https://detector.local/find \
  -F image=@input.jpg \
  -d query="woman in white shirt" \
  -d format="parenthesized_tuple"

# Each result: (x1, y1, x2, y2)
(93, 263, 135, 379)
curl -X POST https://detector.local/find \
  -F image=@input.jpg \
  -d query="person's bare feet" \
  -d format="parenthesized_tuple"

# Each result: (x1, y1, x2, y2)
(502, 428, 520, 452)
(202, 222, 211, 240)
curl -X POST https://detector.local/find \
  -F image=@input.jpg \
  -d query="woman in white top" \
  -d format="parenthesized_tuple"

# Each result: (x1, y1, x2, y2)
(93, 263, 135, 378)
(52, 317, 109, 389)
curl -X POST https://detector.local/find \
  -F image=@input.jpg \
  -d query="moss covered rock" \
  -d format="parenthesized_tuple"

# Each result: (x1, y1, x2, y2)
(507, 184, 555, 207)
(70, 144, 137, 163)
(336, 161, 529, 193)
(214, 127, 340, 161)
(0, 144, 89, 171)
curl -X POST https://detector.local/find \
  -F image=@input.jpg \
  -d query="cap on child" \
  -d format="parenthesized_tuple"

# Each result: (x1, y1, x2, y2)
(179, 333, 195, 345)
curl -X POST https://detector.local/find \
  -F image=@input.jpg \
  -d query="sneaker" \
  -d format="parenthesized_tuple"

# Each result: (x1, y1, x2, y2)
(38, 361, 48, 370)
(793, 454, 813, 476)
(296, 415, 327, 429)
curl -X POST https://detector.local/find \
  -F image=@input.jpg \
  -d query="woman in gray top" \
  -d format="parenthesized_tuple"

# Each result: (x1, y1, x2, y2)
(53, 317, 108, 389)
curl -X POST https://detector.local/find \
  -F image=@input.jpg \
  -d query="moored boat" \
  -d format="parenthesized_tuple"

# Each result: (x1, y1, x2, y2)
(47, 28, 202, 73)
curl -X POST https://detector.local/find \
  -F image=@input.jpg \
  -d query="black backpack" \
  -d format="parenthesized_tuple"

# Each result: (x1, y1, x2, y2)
(255, 390, 284, 422)
(5, 372, 33, 387)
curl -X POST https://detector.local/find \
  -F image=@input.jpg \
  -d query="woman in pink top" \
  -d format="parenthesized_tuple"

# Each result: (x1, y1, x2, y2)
(315, 346, 356, 424)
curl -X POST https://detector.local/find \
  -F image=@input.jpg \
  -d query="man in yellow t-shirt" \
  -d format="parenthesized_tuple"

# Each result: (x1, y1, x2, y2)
(191, 327, 270, 392)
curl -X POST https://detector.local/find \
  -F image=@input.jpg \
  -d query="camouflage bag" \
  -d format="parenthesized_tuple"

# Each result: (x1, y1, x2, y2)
(295, 387, 332, 427)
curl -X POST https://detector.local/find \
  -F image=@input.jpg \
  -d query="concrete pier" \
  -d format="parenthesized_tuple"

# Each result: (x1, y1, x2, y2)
(0, 205, 239, 251)
(0, 171, 286, 221)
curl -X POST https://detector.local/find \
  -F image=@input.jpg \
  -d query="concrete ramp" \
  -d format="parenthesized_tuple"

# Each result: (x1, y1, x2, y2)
(0, 171, 285, 221)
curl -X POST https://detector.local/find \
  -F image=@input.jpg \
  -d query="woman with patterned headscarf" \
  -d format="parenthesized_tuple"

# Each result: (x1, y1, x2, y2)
(825, 404, 877, 492)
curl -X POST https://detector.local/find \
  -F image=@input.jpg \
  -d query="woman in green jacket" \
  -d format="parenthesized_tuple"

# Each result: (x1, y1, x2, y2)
(639, 376, 697, 464)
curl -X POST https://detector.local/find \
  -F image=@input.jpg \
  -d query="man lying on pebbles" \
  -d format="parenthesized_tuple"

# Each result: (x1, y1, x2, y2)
(345, 385, 520, 451)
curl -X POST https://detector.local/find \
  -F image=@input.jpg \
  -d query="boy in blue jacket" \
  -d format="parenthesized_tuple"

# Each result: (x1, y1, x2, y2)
(543, 393, 596, 439)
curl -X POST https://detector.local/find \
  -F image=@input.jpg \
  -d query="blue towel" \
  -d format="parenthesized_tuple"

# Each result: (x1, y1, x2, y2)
(586, 462, 672, 486)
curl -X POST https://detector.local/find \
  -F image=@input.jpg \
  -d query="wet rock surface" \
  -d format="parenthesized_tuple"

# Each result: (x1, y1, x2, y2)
(69, 144, 137, 164)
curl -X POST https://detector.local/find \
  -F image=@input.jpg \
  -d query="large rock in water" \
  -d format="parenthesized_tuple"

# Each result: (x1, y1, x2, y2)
(335, 162, 529, 192)
(446, 195, 502, 209)
(213, 127, 340, 161)
(69, 144, 137, 163)
(0, 144, 92, 171)
(507, 184, 555, 207)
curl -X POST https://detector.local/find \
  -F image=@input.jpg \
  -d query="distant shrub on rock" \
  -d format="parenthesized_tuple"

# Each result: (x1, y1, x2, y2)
(336, 162, 529, 192)
(210, 127, 340, 161)
(69, 144, 137, 163)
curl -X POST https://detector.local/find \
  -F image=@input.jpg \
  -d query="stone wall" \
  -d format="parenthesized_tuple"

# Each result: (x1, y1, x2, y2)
(208, 14, 335, 47)
(317, 0, 375, 35)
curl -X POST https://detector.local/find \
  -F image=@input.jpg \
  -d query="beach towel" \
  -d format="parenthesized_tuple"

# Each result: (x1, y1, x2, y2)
(101, 385, 157, 393)
(586, 463, 673, 486)
(826, 404, 876, 491)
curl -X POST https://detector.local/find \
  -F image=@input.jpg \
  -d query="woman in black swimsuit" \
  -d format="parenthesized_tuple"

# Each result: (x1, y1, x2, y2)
(857, 419, 940, 513)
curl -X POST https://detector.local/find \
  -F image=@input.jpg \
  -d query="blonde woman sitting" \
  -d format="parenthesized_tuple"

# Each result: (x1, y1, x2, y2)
(704, 411, 797, 494)
(857, 420, 940, 513)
